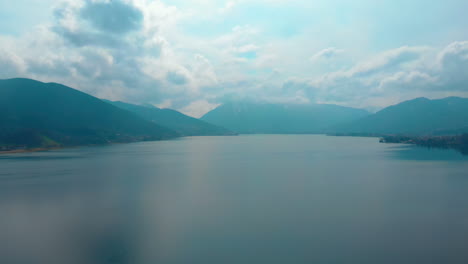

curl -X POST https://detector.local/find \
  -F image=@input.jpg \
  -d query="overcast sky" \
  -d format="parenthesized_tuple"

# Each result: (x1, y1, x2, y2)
(1, 0, 468, 117)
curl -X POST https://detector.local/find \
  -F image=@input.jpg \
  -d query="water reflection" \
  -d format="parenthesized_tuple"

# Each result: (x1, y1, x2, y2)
(0, 135, 467, 264)
(386, 145, 468, 161)
(0, 188, 136, 264)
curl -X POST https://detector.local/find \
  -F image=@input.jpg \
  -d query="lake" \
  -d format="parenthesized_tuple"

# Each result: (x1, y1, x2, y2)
(1, 135, 468, 264)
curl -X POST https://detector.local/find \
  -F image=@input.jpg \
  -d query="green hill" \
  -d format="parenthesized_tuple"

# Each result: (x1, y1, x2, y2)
(0, 78, 178, 150)
(335, 97, 468, 135)
(106, 101, 234, 136)
(201, 101, 370, 134)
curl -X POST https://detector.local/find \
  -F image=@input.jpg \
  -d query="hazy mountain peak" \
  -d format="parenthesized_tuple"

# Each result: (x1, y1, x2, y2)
(201, 101, 369, 134)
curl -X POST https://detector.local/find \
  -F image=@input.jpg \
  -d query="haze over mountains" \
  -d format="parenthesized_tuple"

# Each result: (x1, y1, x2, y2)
(201, 102, 370, 134)
(0, 78, 234, 150)
(202, 98, 468, 136)
(106, 101, 234, 136)
(1, 78, 468, 151)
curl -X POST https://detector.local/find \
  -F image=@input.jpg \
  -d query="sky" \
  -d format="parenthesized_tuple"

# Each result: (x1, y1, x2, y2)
(1, 0, 468, 117)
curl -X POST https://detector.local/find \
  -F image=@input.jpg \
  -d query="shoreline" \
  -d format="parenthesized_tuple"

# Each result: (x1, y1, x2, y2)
(3, 134, 467, 156)
(379, 134, 468, 155)
(0, 134, 233, 155)
(0, 147, 60, 155)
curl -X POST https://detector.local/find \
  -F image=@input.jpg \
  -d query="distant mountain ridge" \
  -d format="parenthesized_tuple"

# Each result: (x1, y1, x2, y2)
(0, 78, 177, 150)
(201, 101, 370, 134)
(106, 100, 234, 136)
(2, 78, 467, 152)
(335, 97, 468, 135)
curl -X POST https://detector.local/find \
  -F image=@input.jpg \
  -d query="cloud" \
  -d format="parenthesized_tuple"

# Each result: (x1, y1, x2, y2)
(437, 41, 468, 91)
(53, 27, 125, 48)
(166, 71, 188, 85)
(281, 79, 316, 101)
(28, 0, 180, 103)
(0, 50, 26, 78)
(349, 46, 428, 77)
(52, 1, 144, 49)
(192, 54, 219, 87)
(311, 47, 344, 61)
(284, 42, 468, 109)
(80, 0, 143, 34)
(219, 1, 240, 14)
(234, 44, 259, 59)
(180, 100, 220, 118)
(377, 71, 438, 93)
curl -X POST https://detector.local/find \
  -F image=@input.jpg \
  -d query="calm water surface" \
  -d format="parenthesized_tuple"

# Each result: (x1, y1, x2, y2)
(1, 135, 467, 264)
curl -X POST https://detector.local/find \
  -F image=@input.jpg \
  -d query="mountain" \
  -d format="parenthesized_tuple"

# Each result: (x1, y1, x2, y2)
(201, 101, 370, 134)
(0, 78, 177, 150)
(335, 97, 468, 135)
(106, 100, 234, 136)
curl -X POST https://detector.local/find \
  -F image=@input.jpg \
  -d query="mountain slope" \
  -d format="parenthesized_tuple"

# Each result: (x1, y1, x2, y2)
(201, 101, 370, 134)
(335, 97, 468, 135)
(0, 78, 177, 149)
(106, 101, 234, 136)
